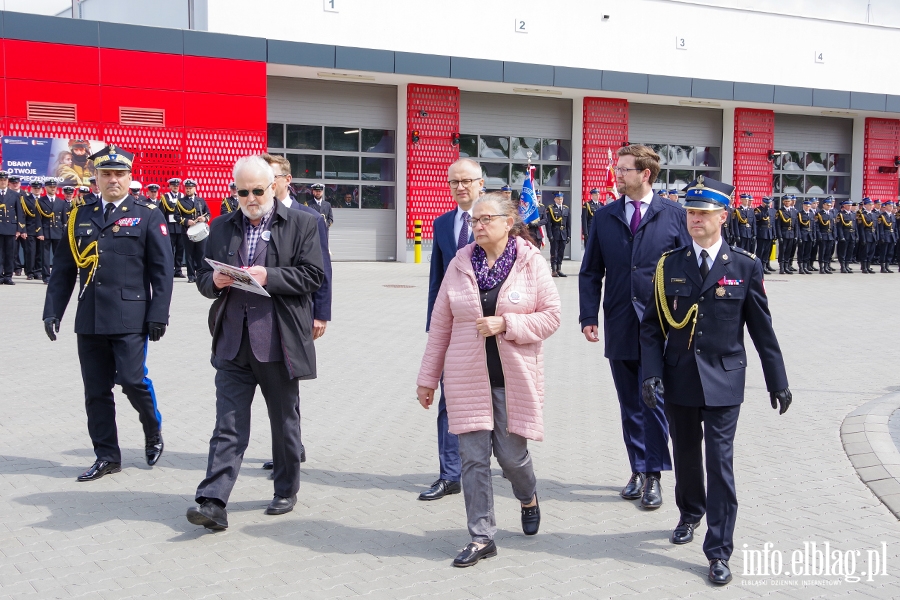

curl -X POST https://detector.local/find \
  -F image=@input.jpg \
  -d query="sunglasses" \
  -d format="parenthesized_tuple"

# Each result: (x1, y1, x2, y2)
(236, 186, 270, 198)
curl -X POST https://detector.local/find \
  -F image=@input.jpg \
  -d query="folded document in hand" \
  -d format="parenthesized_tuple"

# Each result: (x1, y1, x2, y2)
(204, 258, 271, 297)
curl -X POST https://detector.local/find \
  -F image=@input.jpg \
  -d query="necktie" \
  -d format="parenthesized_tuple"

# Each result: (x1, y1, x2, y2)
(629, 200, 642, 235)
(457, 212, 470, 250)
(104, 202, 115, 222)
(700, 249, 710, 280)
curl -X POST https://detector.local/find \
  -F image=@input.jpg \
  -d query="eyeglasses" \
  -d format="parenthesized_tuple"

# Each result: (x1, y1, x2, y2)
(613, 167, 644, 175)
(274, 174, 288, 179)
(448, 178, 482, 188)
(471, 214, 506, 226)
(236, 186, 270, 198)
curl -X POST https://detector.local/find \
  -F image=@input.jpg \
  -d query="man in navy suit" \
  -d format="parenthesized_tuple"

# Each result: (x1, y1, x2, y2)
(640, 176, 791, 585)
(419, 157, 481, 501)
(258, 153, 333, 470)
(578, 145, 690, 510)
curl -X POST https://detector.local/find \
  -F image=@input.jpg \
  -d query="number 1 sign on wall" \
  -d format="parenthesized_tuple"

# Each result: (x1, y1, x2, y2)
(324, 0, 338, 12)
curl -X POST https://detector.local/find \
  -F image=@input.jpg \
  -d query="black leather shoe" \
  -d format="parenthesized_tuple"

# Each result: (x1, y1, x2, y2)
(14, 269, 21, 276)
(145, 432, 164, 466)
(521, 496, 540, 535)
(77, 460, 121, 482)
(174, 272, 186, 278)
(621, 472, 645, 500)
(453, 541, 497, 567)
(1, 278, 14, 285)
(557, 270, 567, 277)
(709, 559, 732, 585)
(418, 479, 461, 501)
(671, 520, 697, 544)
(262, 460, 274, 470)
(265, 494, 297, 515)
(186, 500, 228, 530)
(640, 475, 662, 509)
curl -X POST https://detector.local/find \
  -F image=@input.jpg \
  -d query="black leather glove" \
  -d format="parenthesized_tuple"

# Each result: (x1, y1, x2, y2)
(641, 377, 664, 410)
(770, 388, 792, 415)
(43, 317, 60, 342)
(147, 322, 167, 342)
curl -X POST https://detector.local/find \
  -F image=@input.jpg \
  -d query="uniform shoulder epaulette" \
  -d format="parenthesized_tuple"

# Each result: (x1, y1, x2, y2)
(730, 246, 757, 261)
(134, 199, 156, 209)
(662, 244, 689, 257)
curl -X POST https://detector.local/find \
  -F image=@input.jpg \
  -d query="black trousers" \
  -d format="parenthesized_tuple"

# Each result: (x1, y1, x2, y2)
(798, 239, 813, 264)
(196, 327, 302, 506)
(38, 237, 58, 280)
(777, 238, 796, 263)
(0, 234, 15, 278)
(736, 236, 754, 253)
(755, 239, 773, 265)
(665, 402, 741, 561)
(22, 235, 38, 276)
(77, 333, 162, 463)
(858, 240, 877, 263)
(818, 240, 834, 265)
(881, 241, 895, 264)
(16, 235, 25, 270)
(184, 237, 207, 278)
(549, 238, 567, 268)
(170, 230, 185, 274)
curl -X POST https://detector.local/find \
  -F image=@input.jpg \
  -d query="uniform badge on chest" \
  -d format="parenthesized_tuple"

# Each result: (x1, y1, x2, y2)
(716, 286, 726, 297)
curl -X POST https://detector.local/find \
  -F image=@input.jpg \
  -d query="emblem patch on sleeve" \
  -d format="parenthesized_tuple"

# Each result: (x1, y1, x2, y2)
(159, 224, 168, 236)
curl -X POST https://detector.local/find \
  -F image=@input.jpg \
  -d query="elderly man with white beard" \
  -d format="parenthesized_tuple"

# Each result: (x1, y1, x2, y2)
(187, 155, 324, 530)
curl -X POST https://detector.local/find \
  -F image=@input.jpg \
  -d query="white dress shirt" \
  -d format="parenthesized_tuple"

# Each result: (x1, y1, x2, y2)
(693, 238, 723, 274)
(624, 190, 654, 223)
(101, 197, 126, 214)
(452, 206, 474, 244)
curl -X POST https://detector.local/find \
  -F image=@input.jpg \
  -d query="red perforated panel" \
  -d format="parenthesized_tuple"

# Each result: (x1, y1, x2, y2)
(582, 97, 629, 202)
(184, 129, 266, 166)
(863, 118, 900, 201)
(733, 108, 775, 206)
(405, 84, 460, 239)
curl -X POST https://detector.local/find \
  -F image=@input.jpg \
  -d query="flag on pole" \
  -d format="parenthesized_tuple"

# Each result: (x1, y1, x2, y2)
(604, 148, 618, 203)
(519, 163, 539, 224)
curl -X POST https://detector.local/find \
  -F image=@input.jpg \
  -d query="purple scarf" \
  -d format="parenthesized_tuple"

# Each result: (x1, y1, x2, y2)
(471, 237, 517, 290)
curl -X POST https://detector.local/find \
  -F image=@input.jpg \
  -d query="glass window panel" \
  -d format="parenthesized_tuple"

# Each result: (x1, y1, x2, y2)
(669, 170, 694, 191)
(541, 139, 571, 161)
(458, 134, 478, 158)
(541, 165, 571, 187)
(481, 163, 509, 187)
(511, 163, 534, 187)
(805, 175, 826, 194)
(324, 127, 359, 151)
(267, 123, 284, 148)
(510, 137, 541, 160)
(778, 151, 804, 171)
(828, 153, 850, 173)
(652, 169, 668, 192)
(290, 183, 314, 205)
(479, 136, 509, 158)
(829, 176, 850, 195)
(805, 152, 827, 172)
(772, 174, 782, 194)
(695, 147, 720, 168)
(327, 185, 359, 208)
(667, 145, 695, 166)
(646, 144, 667, 166)
(782, 173, 803, 194)
(286, 125, 321, 150)
(361, 129, 394, 153)
(287, 153, 322, 179)
(323, 155, 359, 180)
(361, 157, 395, 181)
(362, 185, 395, 209)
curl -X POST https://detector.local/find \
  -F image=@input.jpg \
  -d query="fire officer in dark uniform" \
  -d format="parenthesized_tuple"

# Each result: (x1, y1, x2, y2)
(221, 182, 239, 214)
(23, 181, 44, 280)
(857, 197, 879, 273)
(582, 188, 601, 241)
(547, 191, 570, 277)
(877, 200, 896, 272)
(161, 177, 187, 278)
(731, 193, 755, 253)
(146, 184, 161, 206)
(775, 194, 797, 274)
(306, 183, 334, 231)
(37, 182, 70, 283)
(176, 179, 210, 283)
(815, 197, 835, 274)
(42, 145, 174, 481)
(527, 192, 547, 247)
(640, 175, 791, 586)
(754, 197, 776, 273)
(796, 198, 816, 274)
(836, 199, 858, 272)
(86, 177, 100, 202)
(0, 171, 23, 284)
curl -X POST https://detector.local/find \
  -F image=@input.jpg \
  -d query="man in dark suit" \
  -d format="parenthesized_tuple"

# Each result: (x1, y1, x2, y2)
(640, 175, 791, 585)
(579, 144, 690, 510)
(37, 183, 69, 283)
(306, 183, 334, 231)
(176, 179, 211, 283)
(221, 182, 239, 215)
(23, 181, 44, 280)
(754, 197, 776, 273)
(582, 188, 601, 243)
(857, 197, 879, 273)
(815, 197, 835, 274)
(732, 194, 756, 253)
(0, 171, 23, 284)
(42, 145, 174, 481)
(775, 194, 798, 274)
(188, 156, 324, 530)
(258, 152, 334, 470)
(419, 157, 481, 502)
(546, 192, 570, 277)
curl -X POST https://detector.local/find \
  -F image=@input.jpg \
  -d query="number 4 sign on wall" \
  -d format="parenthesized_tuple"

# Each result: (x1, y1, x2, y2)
(324, 0, 338, 12)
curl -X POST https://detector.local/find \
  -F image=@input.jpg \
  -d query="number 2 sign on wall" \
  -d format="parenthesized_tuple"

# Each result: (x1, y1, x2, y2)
(515, 19, 528, 33)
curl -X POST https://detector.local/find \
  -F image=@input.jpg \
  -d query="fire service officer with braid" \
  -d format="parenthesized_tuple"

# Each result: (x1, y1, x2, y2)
(42, 145, 174, 482)
(640, 175, 792, 586)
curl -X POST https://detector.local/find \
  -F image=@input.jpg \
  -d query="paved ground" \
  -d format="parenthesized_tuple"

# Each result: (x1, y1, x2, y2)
(1, 261, 900, 599)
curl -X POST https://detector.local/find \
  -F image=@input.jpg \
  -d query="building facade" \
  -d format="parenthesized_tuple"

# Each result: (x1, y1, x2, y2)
(5, 1, 900, 260)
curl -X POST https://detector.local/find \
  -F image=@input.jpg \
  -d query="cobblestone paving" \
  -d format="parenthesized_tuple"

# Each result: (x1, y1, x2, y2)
(1, 263, 899, 599)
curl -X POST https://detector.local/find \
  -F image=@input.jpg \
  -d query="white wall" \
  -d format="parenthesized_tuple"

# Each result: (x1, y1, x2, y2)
(209, 0, 900, 96)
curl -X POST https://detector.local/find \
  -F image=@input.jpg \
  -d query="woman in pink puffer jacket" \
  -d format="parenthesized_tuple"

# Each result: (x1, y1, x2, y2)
(417, 192, 561, 568)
